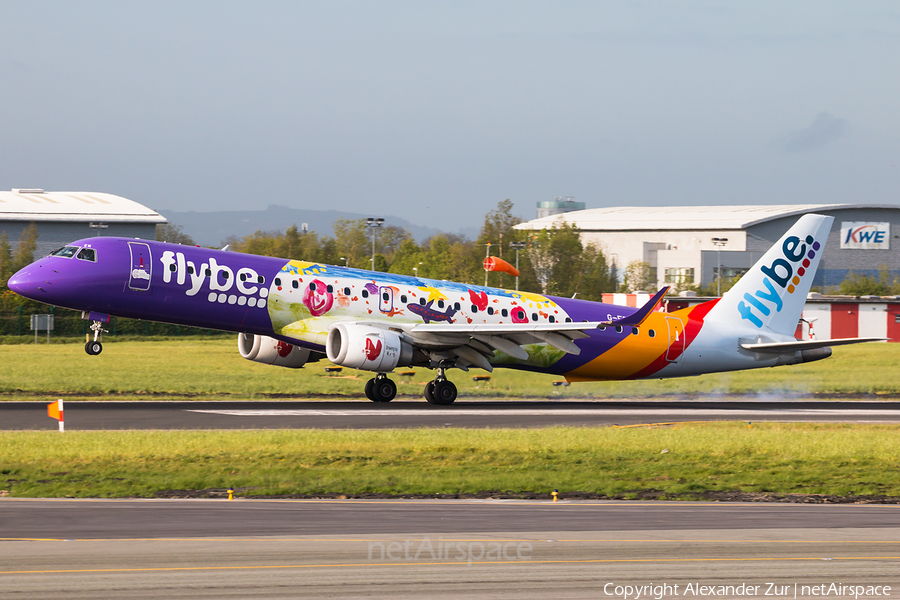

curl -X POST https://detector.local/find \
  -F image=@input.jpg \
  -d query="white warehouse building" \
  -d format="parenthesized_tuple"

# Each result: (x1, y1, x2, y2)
(0, 189, 166, 258)
(516, 204, 900, 291)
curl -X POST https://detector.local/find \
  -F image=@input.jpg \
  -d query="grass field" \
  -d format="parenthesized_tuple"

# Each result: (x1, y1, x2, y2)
(1, 423, 898, 499)
(1, 338, 900, 400)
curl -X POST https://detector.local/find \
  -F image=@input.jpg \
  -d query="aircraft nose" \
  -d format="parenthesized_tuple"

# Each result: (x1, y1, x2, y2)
(8, 263, 49, 300)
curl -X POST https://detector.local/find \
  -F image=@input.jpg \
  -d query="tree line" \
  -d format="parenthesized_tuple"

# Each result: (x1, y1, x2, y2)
(220, 200, 619, 301)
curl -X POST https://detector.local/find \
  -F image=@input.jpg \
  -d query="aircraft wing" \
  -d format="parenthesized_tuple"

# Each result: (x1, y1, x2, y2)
(740, 337, 886, 353)
(397, 287, 671, 371)
(398, 321, 610, 371)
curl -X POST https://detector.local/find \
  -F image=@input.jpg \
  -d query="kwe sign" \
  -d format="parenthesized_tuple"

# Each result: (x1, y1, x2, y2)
(841, 222, 890, 249)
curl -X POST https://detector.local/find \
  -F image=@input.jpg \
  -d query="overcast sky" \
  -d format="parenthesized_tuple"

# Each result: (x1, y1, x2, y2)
(2, 1, 899, 232)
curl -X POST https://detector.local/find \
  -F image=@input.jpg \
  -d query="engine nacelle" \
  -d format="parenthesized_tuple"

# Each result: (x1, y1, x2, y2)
(238, 334, 311, 368)
(326, 323, 415, 372)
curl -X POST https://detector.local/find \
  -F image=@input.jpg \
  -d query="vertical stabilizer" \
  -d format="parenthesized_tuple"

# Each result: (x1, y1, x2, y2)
(706, 213, 833, 336)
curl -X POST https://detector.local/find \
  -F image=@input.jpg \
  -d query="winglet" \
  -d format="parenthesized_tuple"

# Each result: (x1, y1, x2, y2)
(612, 286, 670, 327)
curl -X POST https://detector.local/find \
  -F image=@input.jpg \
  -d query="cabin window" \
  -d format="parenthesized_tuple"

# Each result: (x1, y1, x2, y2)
(454, 302, 461, 310)
(649, 329, 656, 338)
(501, 308, 508, 317)
(169, 263, 176, 271)
(239, 273, 246, 281)
(632, 327, 639, 335)
(346, 287, 352, 296)
(309, 282, 316, 290)
(487, 307, 494, 315)
(438, 300, 445, 308)
(327, 284, 333, 293)
(292, 280, 299, 289)
(382, 292, 389, 301)
(205, 268, 212, 277)
(400, 294, 407, 303)
(471, 305, 478, 313)
(548, 315, 555, 323)
(419, 297, 426, 305)
(531, 313, 538, 322)
(258, 276, 265, 284)
(188, 266, 195, 275)
(615, 326, 623, 334)
(362, 289, 369, 298)
(274, 277, 281, 286)
(565, 317, 572, 323)
(51, 246, 80, 258)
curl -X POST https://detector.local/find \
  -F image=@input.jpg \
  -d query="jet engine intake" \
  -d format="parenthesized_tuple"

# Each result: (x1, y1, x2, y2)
(326, 323, 415, 372)
(238, 334, 311, 368)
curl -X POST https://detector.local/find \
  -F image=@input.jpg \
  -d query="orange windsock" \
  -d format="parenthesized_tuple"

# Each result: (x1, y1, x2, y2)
(483, 256, 519, 277)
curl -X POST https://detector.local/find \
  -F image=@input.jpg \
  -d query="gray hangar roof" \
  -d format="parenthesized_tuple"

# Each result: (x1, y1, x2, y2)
(0, 189, 166, 224)
(515, 204, 900, 232)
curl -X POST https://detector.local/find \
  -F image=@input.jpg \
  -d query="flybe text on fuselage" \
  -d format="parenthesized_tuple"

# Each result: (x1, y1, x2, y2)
(159, 250, 270, 308)
(737, 234, 820, 328)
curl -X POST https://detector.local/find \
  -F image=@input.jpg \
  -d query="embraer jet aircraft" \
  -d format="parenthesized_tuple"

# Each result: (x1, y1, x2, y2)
(8, 214, 881, 405)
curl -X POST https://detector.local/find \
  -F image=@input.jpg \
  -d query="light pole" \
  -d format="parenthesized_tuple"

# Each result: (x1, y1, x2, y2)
(484, 243, 491, 286)
(711, 237, 728, 296)
(340, 257, 348, 267)
(509, 241, 525, 291)
(367, 217, 384, 272)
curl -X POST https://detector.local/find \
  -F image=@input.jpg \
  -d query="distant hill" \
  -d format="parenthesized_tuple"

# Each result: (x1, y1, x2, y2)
(155, 205, 478, 246)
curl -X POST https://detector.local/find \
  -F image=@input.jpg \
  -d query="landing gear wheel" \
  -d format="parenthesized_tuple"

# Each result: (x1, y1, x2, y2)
(428, 379, 457, 405)
(85, 341, 102, 356)
(365, 376, 396, 402)
(424, 381, 436, 404)
(373, 377, 396, 403)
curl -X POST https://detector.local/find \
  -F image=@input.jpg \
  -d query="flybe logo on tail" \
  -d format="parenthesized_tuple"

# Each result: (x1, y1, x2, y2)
(738, 235, 820, 328)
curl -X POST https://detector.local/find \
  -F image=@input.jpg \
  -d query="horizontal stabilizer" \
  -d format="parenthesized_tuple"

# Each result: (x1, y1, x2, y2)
(608, 286, 670, 327)
(740, 337, 886, 353)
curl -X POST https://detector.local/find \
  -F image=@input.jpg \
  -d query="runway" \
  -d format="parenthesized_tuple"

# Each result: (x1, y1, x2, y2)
(3, 399, 900, 430)
(2, 499, 899, 598)
(0, 400, 900, 430)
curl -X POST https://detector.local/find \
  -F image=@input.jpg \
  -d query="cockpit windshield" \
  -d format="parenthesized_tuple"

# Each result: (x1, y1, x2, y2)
(50, 246, 80, 258)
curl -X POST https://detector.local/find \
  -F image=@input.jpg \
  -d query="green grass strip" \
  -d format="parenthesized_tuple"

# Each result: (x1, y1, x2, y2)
(2, 423, 899, 498)
(2, 340, 900, 399)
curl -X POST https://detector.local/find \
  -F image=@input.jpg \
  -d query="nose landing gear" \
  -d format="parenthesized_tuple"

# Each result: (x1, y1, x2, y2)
(84, 320, 107, 356)
(365, 374, 397, 403)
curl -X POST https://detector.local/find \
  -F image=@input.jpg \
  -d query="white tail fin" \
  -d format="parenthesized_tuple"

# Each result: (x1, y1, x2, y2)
(707, 213, 833, 336)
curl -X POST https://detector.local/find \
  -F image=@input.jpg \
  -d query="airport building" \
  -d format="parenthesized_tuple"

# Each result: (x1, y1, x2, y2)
(0, 189, 166, 258)
(516, 204, 900, 291)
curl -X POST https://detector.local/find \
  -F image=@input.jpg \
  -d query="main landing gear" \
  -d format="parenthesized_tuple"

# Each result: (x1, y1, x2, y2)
(362, 367, 459, 405)
(424, 365, 457, 405)
(84, 320, 107, 356)
(365, 374, 397, 403)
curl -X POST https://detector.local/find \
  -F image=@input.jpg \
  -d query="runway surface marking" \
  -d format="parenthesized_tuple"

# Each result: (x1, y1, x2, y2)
(4, 555, 899, 575)
(3, 537, 899, 544)
(187, 408, 900, 417)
